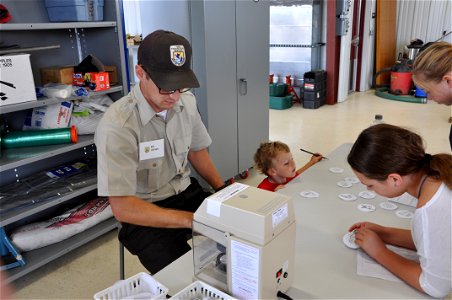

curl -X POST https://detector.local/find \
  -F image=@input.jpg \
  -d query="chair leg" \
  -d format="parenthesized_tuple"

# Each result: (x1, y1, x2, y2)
(119, 241, 125, 280)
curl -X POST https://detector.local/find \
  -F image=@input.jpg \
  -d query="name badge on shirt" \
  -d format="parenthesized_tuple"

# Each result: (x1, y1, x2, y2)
(139, 139, 164, 160)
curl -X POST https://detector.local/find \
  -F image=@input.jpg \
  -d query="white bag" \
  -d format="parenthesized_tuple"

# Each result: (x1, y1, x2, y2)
(70, 94, 113, 135)
(11, 197, 112, 252)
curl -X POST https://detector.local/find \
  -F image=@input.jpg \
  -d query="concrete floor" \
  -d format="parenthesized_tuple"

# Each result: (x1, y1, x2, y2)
(8, 90, 452, 299)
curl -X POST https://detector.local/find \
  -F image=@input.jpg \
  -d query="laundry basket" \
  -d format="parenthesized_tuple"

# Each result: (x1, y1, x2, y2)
(170, 280, 236, 300)
(94, 272, 168, 300)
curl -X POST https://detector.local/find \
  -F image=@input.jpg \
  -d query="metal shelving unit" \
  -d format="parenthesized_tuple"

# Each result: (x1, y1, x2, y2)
(0, 135, 94, 172)
(0, 21, 117, 31)
(0, 0, 127, 282)
(0, 45, 61, 55)
(0, 85, 122, 114)
(0, 184, 98, 227)
(4, 217, 117, 284)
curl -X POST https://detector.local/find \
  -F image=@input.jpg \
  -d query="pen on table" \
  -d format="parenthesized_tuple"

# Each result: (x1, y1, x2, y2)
(299, 148, 328, 160)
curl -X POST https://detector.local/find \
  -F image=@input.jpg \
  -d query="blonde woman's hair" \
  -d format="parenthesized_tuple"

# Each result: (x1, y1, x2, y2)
(412, 41, 452, 84)
(254, 141, 290, 175)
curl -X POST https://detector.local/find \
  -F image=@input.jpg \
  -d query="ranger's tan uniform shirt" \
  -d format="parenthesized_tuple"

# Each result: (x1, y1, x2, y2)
(95, 84, 211, 202)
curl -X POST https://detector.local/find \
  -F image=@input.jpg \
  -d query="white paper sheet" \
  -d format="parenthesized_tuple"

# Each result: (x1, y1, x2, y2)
(231, 239, 260, 299)
(357, 245, 419, 282)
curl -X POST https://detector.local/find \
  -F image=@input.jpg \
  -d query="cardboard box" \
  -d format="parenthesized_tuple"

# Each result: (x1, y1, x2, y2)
(73, 72, 110, 91)
(104, 66, 118, 85)
(0, 54, 37, 107)
(41, 65, 115, 85)
(41, 66, 74, 85)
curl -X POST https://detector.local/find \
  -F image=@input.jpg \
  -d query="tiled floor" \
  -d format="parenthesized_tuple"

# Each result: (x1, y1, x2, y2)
(10, 90, 452, 299)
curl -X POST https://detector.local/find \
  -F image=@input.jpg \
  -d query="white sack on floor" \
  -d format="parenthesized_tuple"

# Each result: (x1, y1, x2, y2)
(11, 197, 112, 252)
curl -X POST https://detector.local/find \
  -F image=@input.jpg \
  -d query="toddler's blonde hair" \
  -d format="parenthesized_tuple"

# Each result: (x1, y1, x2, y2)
(254, 141, 290, 175)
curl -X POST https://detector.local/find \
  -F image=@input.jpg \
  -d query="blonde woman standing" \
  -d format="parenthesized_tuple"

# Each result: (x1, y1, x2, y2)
(412, 41, 452, 150)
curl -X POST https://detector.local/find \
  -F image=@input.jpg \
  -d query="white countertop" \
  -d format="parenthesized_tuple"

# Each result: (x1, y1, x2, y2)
(155, 143, 430, 299)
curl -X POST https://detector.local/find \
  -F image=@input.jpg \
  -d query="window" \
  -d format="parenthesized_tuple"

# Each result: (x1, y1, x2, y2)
(270, 4, 313, 85)
(269, 1, 323, 86)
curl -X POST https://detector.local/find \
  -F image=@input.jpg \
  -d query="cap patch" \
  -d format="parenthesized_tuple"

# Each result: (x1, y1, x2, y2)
(170, 45, 186, 67)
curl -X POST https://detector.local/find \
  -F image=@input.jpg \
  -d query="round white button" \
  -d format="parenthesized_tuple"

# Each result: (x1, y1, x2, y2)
(357, 203, 376, 212)
(342, 231, 359, 249)
(337, 180, 353, 188)
(329, 167, 344, 173)
(396, 210, 414, 219)
(344, 177, 360, 184)
(358, 191, 376, 199)
(299, 190, 320, 198)
(338, 193, 357, 201)
(379, 201, 398, 210)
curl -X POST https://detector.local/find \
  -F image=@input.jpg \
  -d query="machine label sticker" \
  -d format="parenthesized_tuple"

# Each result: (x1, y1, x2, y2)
(272, 203, 288, 229)
(139, 139, 164, 160)
(231, 239, 259, 299)
(206, 183, 249, 217)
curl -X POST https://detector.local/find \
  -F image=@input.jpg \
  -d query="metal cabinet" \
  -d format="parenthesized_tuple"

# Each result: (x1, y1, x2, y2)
(190, 0, 270, 180)
(0, 0, 127, 283)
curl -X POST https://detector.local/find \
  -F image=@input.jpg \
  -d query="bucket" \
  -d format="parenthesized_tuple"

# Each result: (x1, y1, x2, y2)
(415, 86, 427, 98)
(390, 62, 412, 95)
(390, 71, 412, 95)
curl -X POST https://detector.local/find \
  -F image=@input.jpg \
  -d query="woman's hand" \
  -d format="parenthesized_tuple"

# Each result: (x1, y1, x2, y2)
(348, 222, 415, 250)
(354, 227, 387, 258)
(349, 222, 388, 258)
(349, 221, 382, 233)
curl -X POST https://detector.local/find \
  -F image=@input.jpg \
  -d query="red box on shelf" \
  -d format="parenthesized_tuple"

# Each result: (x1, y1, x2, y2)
(73, 72, 110, 91)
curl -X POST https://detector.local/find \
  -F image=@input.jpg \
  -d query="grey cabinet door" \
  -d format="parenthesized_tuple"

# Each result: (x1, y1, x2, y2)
(236, 0, 270, 173)
(191, 0, 269, 180)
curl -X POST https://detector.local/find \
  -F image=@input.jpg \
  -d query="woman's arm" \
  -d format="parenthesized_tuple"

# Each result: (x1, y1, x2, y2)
(354, 227, 423, 293)
(350, 222, 416, 249)
(373, 242, 423, 292)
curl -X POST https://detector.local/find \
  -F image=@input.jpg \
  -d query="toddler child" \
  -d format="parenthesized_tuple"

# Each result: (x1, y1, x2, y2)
(253, 141, 323, 192)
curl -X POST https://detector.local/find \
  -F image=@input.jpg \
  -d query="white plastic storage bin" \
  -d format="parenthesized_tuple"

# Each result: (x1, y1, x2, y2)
(45, 0, 104, 22)
(170, 281, 237, 300)
(94, 272, 168, 300)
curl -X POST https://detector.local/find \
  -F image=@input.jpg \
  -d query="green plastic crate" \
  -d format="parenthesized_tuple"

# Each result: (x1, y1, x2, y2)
(270, 95, 293, 110)
(269, 83, 287, 97)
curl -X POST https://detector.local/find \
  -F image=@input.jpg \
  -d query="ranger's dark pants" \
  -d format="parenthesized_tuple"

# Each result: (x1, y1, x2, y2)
(118, 177, 212, 274)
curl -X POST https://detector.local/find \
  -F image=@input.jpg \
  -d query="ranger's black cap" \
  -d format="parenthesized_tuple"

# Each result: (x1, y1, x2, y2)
(138, 30, 200, 90)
